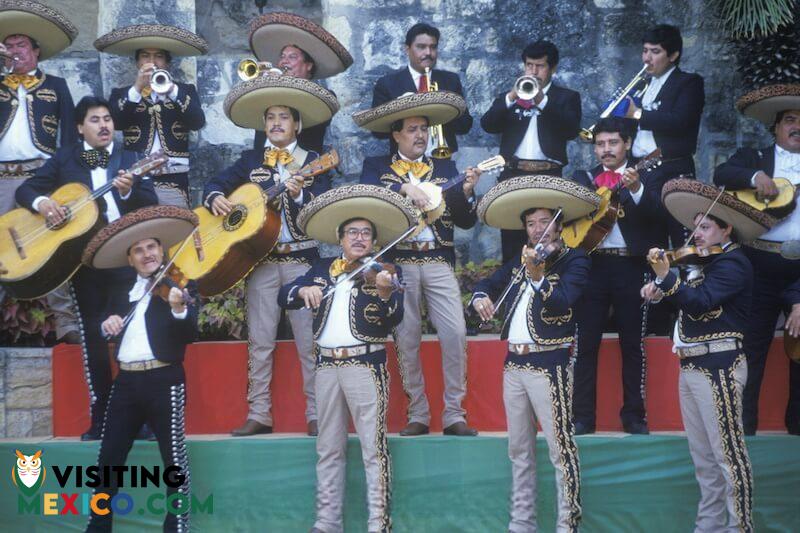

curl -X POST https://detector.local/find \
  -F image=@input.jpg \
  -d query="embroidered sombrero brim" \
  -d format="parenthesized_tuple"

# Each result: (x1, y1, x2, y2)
(82, 206, 199, 269)
(249, 12, 352, 79)
(736, 84, 800, 125)
(353, 91, 466, 133)
(662, 178, 778, 242)
(478, 175, 601, 230)
(224, 74, 339, 130)
(94, 24, 208, 56)
(298, 184, 417, 246)
(0, 0, 77, 60)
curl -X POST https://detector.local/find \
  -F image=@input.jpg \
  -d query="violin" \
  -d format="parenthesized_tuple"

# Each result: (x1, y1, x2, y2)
(524, 241, 563, 267)
(654, 245, 724, 266)
(150, 264, 194, 305)
(343, 257, 403, 292)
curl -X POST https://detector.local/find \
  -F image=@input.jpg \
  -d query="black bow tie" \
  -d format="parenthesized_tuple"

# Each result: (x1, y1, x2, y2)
(82, 149, 110, 169)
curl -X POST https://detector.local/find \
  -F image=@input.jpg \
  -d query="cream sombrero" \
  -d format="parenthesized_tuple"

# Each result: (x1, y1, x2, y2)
(662, 178, 778, 242)
(478, 175, 601, 230)
(224, 73, 338, 130)
(298, 184, 417, 246)
(249, 12, 353, 79)
(0, 0, 77, 60)
(736, 84, 800, 126)
(82, 206, 199, 269)
(353, 91, 466, 133)
(94, 24, 208, 57)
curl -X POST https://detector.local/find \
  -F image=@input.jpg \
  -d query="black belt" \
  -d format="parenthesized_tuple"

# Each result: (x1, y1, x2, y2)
(506, 158, 563, 172)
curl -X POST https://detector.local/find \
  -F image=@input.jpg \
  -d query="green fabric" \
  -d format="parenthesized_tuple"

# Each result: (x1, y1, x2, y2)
(1, 435, 798, 531)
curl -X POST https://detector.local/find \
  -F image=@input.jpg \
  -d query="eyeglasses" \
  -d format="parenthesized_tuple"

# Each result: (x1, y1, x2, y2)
(344, 228, 373, 239)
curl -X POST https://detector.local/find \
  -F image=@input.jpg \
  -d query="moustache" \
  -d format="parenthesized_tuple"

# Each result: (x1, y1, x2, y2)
(601, 153, 614, 158)
(270, 127, 285, 133)
(99, 129, 110, 135)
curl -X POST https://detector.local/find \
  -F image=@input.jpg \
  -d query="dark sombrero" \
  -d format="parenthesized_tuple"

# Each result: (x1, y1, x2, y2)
(297, 184, 417, 246)
(82, 206, 199, 269)
(735, 84, 800, 126)
(478, 175, 601, 230)
(224, 73, 339, 130)
(0, 0, 77, 60)
(662, 178, 778, 242)
(248, 12, 352, 79)
(94, 24, 208, 57)
(353, 91, 466, 133)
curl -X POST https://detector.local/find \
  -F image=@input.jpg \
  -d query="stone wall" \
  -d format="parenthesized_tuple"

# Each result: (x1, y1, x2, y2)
(0, 348, 52, 438)
(41, 0, 773, 263)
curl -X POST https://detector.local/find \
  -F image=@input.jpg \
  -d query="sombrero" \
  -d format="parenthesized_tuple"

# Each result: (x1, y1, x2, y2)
(353, 91, 466, 133)
(735, 84, 800, 126)
(82, 206, 199, 269)
(94, 24, 208, 57)
(662, 178, 778, 242)
(297, 184, 417, 246)
(0, 0, 77, 60)
(249, 12, 352, 79)
(224, 73, 339, 130)
(478, 175, 601, 230)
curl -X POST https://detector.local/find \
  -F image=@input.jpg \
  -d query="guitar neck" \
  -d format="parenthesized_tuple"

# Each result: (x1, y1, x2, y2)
(440, 172, 468, 193)
(90, 153, 167, 200)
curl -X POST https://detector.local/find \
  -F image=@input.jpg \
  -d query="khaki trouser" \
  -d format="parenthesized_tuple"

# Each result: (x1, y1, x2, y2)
(246, 261, 316, 425)
(393, 262, 467, 427)
(679, 353, 753, 533)
(313, 357, 391, 533)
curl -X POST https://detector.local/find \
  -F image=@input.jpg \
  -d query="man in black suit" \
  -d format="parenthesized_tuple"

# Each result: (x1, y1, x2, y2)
(16, 96, 158, 440)
(623, 24, 705, 248)
(570, 117, 667, 435)
(371, 22, 473, 155)
(481, 39, 582, 261)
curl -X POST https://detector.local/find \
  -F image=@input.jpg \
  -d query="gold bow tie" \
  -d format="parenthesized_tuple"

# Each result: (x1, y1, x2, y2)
(263, 148, 294, 168)
(329, 258, 350, 278)
(140, 86, 152, 98)
(2, 73, 39, 91)
(391, 159, 430, 178)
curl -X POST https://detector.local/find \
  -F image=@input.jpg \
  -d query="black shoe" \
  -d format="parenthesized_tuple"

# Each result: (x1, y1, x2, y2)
(399, 422, 429, 436)
(443, 422, 478, 436)
(57, 331, 82, 344)
(231, 420, 273, 436)
(574, 421, 595, 435)
(81, 426, 102, 441)
(623, 421, 650, 435)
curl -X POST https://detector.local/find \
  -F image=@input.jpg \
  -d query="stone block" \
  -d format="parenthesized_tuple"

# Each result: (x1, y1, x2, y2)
(32, 409, 53, 437)
(5, 410, 33, 439)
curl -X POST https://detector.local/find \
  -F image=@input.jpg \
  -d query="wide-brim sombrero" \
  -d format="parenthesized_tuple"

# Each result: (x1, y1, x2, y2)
(249, 12, 352, 79)
(82, 206, 199, 269)
(662, 179, 778, 242)
(224, 74, 338, 130)
(478, 175, 601, 230)
(298, 184, 417, 246)
(0, 0, 77, 60)
(353, 91, 466, 133)
(736, 84, 800, 126)
(94, 24, 208, 57)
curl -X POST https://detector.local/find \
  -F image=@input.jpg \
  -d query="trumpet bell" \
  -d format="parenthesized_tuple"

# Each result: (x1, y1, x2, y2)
(515, 75, 540, 101)
(150, 69, 173, 94)
(237, 59, 260, 81)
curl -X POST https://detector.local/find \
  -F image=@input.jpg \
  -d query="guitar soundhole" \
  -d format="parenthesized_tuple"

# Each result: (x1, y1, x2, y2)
(46, 206, 71, 230)
(223, 205, 247, 231)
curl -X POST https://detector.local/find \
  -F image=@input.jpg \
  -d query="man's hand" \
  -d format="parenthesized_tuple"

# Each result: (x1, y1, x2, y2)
(786, 304, 800, 338)
(112, 170, 133, 197)
(134, 62, 155, 93)
(624, 97, 641, 119)
(753, 171, 780, 201)
(400, 183, 431, 209)
(647, 247, 670, 279)
(473, 296, 495, 322)
(168, 287, 186, 314)
(622, 167, 641, 194)
(522, 245, 545, 281)
(285, 175, 304, 199)
(640, 281, 664, 304)
(463, 166, 482, 197)
(210, 195, 234, 216)
(101, 315, 124, 337)
(298, 286, 323, 309)
(375, 270, 394, 300)
(37, 198, 68, 226)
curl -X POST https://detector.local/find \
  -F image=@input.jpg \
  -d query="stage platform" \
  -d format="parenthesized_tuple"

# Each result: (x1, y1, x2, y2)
(52, 337, 792, 436)
(1, 434, 798, 532)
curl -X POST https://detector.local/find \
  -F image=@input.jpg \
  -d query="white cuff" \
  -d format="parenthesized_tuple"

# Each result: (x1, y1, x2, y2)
(205, 191, 222, 210)
(32, 196, 49, 212)
(750, 172, 759, 187)
(287, 286, 299, 305)
(629, 185, 644, 204)
(538, 94, 549, 110)
(171, 308, 188, 319)
(655, 276, 665, 285)
(127, 86, 143, 103)
(119, 190, 131, 200)
(505, 94, 515, 108)
(168, 84, 179, 101)
(292, 189, 304, 205)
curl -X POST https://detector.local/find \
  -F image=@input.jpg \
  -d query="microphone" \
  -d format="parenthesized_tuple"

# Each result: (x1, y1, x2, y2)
(780, 240, 800, 260)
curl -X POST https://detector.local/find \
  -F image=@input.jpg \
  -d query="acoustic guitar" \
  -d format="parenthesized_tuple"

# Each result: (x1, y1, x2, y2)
(171, 150, 339, 297)
(729, 177, 796, 219)
(0, 151, 168, 299)
(786, 330, 800, 362)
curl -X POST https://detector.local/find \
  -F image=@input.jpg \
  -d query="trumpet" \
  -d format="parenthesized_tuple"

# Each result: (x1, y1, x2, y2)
(423, 67, 452, 159)
(237, 58, 287, 81)
(1, 51, 18, 75)
(150, 69, 173, 94)
(514, 75, 540, 101)
(580, 65, 650, 142)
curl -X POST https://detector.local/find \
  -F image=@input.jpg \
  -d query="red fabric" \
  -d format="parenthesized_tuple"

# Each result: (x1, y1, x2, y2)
(595, 170, 622, 189)
(417, 74, 427, 93)
(52, 337, 792, 436)
(515, 98, 534, 110)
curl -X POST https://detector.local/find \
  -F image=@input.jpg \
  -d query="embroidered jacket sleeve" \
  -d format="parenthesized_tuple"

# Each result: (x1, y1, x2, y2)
(480, 93, 516, 134)
(713, 147, 765, 190)
(537, 251, 590, 314)
(202, 152, 253, 207)
(656, 254, 750, 315)
(279, 263, 325, 310)
(172, 84, 205, 130)
(445, 180, 477, 229)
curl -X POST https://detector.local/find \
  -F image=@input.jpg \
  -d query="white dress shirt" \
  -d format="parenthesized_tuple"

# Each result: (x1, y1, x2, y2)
(632, 66, 676, 157)
(263, 139, 304, 243)
(597, 162, 644, 249)
(127, 85, 189, 167)
(0, 70, 50, 161)
(398, 150, 436, 242)
(759, 145, 800, 242)
(316, 274, 361, 348)
(504, 82, 555, 163)
(507, 277, 544, 344)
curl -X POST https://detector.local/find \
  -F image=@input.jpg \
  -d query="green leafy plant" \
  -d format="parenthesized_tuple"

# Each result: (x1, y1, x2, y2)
(198, 281, 247, 340)
(455, 259, 504, 335)
(0, 297, 56, 346)
(711, 0, 796, 39)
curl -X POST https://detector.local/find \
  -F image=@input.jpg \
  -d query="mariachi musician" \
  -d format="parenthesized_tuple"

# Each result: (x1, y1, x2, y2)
(95, 24, 208, 208)
(204, 74, 337, 437)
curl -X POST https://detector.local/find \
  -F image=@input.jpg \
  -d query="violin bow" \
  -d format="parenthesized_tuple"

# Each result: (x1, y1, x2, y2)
(675, 185, 727, 252)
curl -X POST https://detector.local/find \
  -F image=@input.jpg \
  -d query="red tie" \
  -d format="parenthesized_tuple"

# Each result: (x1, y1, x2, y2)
(595, 170, 622, 189)
(418, 74, 428, 93)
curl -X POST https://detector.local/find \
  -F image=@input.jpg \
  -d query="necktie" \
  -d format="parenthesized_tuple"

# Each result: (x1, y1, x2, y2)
(263, 148, 294, 168)
(2, 73, 39, 91)
(594, 170, 622, 189)
(516, 98, 534, 110)
(391, 159, 431, 178)
(417, 74, 428, 93)
(329, 258, 350, 278)
(140, 86, 152, 99)
(82, 149, 110, 169)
